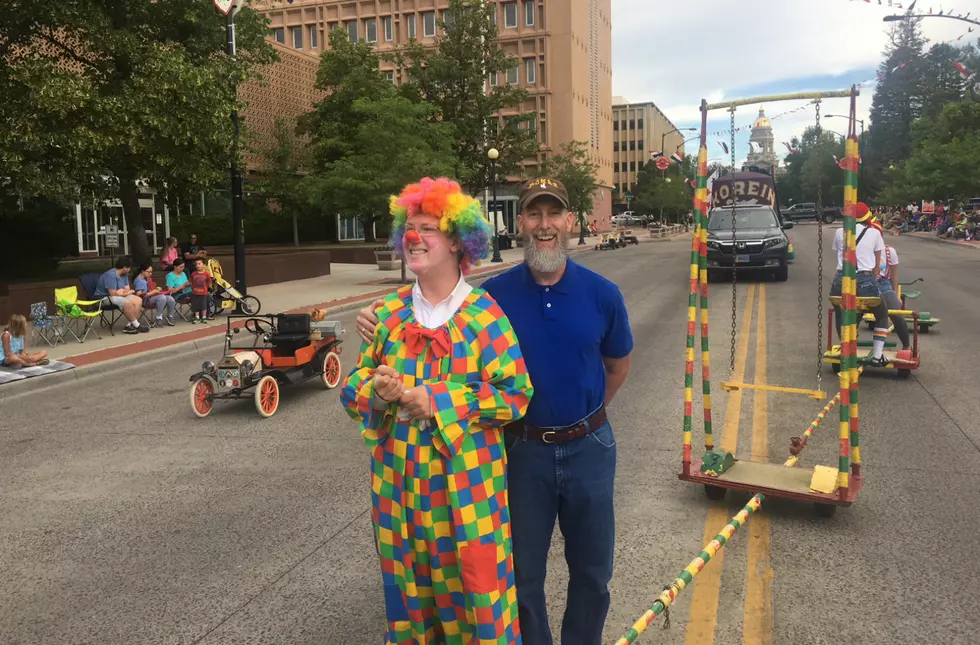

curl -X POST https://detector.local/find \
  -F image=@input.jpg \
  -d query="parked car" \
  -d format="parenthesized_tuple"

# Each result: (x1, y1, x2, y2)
(782, 202, 839, 223)
(705, 204, 793, 282)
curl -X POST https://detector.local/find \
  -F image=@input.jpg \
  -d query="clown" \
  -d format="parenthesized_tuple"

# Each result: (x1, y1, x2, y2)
(340, 177, 533, 644)
(831, 201, 891, 366)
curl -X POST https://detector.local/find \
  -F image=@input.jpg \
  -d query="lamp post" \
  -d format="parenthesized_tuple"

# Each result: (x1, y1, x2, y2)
(487, 147, 503, 263)
(662, 127, 698, 157)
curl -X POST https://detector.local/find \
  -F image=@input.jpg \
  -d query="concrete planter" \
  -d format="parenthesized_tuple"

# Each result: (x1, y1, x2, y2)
(374, 249, 401, 271)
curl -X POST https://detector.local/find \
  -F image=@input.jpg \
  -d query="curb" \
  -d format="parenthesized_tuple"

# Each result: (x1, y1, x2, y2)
(904, 232, 980, 251)
(0, 260, 527, 401)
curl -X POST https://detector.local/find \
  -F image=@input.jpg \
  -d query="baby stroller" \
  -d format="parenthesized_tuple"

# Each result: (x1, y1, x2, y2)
(207, 258, 261, 316)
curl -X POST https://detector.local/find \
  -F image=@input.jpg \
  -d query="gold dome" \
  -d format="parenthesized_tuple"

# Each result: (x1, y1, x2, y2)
(754, 107, 771, 129)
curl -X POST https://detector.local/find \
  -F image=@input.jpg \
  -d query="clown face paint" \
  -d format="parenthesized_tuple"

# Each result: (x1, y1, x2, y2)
(404, 214, 459, 276)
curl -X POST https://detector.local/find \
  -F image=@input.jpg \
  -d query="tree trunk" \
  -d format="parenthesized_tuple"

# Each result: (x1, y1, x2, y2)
(119, 178, 151, 265)
(292, 212, 299, 246)
(363, 215, 377, 243)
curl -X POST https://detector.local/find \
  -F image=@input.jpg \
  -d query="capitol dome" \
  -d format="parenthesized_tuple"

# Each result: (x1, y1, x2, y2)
(754, 107, 771, 129)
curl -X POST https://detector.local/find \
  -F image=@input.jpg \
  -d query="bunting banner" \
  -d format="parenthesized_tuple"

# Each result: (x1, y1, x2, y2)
(671, 152, 684, 165)
(784, 142, 802, 154)
(717, 141, 729, 154)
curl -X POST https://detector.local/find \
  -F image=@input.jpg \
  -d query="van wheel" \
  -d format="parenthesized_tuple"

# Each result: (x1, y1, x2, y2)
(774, 263, 788, 282)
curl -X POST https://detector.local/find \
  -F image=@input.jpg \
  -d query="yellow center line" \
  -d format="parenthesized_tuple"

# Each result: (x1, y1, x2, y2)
(744, 284, 774, 645)
(683, 283, 756, 645)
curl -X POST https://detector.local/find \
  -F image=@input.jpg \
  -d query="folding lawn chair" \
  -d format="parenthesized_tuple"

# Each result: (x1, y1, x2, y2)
(79, 273, 122, 335)
(29, 301, 66, 347)
(54, 286, 102, 343)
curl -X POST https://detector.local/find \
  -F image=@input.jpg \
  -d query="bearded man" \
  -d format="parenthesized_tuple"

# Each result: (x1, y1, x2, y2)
(357, 177, 633, 645)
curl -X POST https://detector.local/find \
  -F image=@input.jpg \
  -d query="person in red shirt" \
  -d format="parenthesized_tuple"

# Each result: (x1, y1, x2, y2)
(189, 259, 212, 324)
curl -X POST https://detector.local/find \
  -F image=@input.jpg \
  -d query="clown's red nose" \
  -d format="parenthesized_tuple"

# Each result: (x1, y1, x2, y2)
(404, 230, 422, 245)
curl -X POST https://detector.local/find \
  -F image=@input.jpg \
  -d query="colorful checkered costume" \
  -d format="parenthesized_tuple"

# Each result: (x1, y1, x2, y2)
(341, 285, 533, 644)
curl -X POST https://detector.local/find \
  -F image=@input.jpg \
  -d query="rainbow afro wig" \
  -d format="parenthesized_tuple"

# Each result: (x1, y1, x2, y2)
(389, 177, 493, 274)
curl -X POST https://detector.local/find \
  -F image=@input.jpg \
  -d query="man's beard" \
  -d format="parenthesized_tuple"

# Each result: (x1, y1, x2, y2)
(524, 231, 568, 273)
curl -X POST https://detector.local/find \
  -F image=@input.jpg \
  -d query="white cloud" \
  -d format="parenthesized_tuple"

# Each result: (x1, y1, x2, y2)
(612, 0, 972, 162)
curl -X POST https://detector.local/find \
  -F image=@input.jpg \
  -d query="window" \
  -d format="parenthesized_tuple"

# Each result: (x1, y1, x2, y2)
(346, 20, 357, 42)
(613, 141, 619, 152)
(638, 118, 644, 129)
(366, 18, 377, 43)
(339, 215, 372, 241)
(385, 71, 394, 83)
(525, 0, 535, 26)
(525, 58, 536, 85)
(406, 14, 416, 39)
(629, 119, 635, 130)
(629, 141, 635, 151)
(489, 72, 498, 86)
(490, 4, 497, 24)
(328, 22, 338, 32)
(273, 28, 285, 43)
(630, 161, 636, 171)
(504, 2, 518, 27)
(309, 26, 318, 48)
(383, 16, 393, 41)
(613, 120, 619, 131)
(290, 26, 303, 48)
(620, 120, 626, 130)
(441, 10, 453, 27)
(638, 161, 644, 170)
(638, 140, 643, 151)
(506, 65, 518, 84)
(423, 11, 436, 37)
(614, 162, 620, 173)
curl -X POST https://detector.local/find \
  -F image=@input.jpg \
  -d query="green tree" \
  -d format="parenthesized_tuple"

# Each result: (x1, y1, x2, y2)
(632, 155, 693, 221)
(0, 0, 276, 264)
(801, 130, 846, 207)
(539, 141, 600, 230)
(255, 118, 311, 247)
(393, 0, 539, 194)
(306, 30, 455, 243)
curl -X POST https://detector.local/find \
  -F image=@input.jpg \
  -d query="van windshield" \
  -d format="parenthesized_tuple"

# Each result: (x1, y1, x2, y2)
(707, 207, 778, 230)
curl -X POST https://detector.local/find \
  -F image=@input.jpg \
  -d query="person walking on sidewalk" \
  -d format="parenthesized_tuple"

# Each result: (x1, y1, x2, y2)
(342, 177, 533, 644)
(356, 177, 634, 645)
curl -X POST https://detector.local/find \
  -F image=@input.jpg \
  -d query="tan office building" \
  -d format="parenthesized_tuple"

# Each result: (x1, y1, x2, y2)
(611, 98, 687, 211)
(250, 0, 614, 234)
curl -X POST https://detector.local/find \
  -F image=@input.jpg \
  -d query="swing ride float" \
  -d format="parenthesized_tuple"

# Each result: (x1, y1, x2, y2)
(680, 87, 865, 509)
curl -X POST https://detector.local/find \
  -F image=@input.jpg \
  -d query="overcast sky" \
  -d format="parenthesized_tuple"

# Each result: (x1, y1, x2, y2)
(611, 0, 974, 164)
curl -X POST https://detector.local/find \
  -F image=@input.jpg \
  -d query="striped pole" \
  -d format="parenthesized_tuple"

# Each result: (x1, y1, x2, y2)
(615, 496, 763, 645)
(683, 144, 704, 473)
(697, 100, 714, 451)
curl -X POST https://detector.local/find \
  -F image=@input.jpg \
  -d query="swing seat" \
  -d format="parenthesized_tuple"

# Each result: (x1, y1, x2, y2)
(721, 381, 826, 400)
(681, 457, 861, 505)
(829, 295, 881, 310)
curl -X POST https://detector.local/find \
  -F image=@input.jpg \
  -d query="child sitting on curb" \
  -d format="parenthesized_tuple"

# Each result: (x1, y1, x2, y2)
(1, 314, 49, 368)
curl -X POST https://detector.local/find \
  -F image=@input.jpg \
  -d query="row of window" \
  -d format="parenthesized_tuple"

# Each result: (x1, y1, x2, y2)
(489, 58, 538, 86)
(614, 161, 644, 173)
(272, 2, 537, 49)
(613, 118, 644, 131)
(613, 141, 644, 152)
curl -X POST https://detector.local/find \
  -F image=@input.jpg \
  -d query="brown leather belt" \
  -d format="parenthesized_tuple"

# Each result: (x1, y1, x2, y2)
(506, 405, 607, 444)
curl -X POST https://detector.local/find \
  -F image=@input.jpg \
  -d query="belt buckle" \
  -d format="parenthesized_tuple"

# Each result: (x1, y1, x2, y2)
(542, 431, 556, 444)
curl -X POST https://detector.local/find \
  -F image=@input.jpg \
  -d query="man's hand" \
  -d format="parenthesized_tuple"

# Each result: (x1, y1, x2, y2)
(373, 365, 404, 407)
(356, 299, 385, 344)
(399, 386, 433, 420)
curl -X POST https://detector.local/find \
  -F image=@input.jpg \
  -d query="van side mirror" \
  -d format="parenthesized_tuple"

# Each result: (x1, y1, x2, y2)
(781, 221, 794, 230)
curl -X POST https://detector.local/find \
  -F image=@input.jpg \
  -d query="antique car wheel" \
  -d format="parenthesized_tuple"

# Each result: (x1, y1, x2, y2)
(190, 378, 214, 418)
(255, 375, 280, 418)
(320, 351, 342, 389)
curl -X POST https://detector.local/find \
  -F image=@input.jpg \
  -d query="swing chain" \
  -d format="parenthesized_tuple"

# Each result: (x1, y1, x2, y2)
(814, 100, 824, 391)
(729, 107, 738, 377)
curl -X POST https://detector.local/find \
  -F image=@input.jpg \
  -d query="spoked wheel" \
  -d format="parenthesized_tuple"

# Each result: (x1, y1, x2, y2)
(320, 351, 342, 389)
(190, 378, 215, 418)
(255, 375, 280, 417)
(704, 485, 727, 501)
(241, 295, 261, 315)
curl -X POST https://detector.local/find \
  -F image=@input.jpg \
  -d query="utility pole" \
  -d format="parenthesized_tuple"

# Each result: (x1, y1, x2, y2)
(216, 0, 247, 305)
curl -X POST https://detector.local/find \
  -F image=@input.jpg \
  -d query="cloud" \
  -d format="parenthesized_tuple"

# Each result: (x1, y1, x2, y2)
(612, 0, 972, 163)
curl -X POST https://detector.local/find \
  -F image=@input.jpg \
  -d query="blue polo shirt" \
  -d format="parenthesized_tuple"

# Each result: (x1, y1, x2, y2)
(93, 269, 129, 298)
(483, 259, 633, 428)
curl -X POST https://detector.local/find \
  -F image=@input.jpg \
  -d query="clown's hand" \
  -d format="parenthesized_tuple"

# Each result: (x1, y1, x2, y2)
(399, 386, 433, 420)
(356, 299, 385, 345)
(373, 365, 405, 406)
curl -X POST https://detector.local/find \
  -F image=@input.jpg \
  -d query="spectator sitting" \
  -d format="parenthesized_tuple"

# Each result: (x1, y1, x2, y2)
(93, 256, 147, 334)
(166, 258, 192, 300)
(160, 237, 180, 272)
(189, 259, 212, 324)
(182, 233, 207, 264)
(1, 314, 49, 367)
(133, 262, 177, 328)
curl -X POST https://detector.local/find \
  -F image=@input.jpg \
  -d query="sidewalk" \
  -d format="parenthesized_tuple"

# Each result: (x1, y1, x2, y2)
(904, 231, 980, 250)
(12, 229, 689, 379)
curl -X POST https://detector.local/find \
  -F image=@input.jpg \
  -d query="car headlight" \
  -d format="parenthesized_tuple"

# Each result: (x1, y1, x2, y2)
(202, 361, 215, 372)
(242, 360, 253, 374)
(707, 240, 722, 250)
(763, 237, 786, 249)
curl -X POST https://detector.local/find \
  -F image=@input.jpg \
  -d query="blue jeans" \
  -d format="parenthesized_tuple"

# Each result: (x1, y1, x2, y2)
(505, 421, 617, 645)
(830, 271, 889, 339)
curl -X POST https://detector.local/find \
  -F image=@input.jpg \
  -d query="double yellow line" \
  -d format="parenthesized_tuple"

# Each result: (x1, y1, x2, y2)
(683, 284, 774, 645)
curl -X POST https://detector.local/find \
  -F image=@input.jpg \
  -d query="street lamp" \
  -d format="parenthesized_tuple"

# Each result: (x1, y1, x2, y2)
(487, 147, 503, 263)
(662, 127, 699, 157)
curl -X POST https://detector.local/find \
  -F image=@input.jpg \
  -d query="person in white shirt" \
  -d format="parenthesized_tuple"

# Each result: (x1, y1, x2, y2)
(876, 243, 911, 350)
(830, 203, 891, 366)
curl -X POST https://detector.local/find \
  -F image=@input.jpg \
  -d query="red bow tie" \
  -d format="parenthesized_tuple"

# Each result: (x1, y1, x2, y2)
(403, 322, 451, 358)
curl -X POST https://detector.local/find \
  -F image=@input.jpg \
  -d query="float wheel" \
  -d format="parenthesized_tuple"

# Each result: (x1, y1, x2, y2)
(321, 351, 342, 389)
(704, 485, 727, 501)
(190, 378, 214, 418)
(255, 375, 280, 417)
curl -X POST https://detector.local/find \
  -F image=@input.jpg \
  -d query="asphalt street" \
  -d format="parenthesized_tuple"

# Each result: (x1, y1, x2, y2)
(2, 227, 978, 645)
